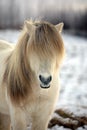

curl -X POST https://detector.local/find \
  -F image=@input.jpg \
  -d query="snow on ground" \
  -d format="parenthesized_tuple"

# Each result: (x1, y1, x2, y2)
(0, 30, 87, 107)
(59, 34, 87, 107)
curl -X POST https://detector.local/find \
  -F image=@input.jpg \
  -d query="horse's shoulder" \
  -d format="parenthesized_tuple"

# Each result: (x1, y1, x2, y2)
(0, 40, 14, 50)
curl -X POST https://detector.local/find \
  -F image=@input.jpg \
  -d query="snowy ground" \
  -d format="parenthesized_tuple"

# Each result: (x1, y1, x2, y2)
(0, 30, 87, 107)
(59, 33, 87, 107)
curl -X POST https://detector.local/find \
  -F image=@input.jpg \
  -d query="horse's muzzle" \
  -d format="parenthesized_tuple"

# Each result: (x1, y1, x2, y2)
(40, 84, 50, 89)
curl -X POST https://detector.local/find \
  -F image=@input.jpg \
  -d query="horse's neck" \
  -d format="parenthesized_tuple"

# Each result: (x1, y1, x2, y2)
(4, 30, 30, 85)
(3, 31, 33, 105)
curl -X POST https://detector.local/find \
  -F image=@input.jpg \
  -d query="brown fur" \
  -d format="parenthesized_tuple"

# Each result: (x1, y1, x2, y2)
(3, 31, 33, 105)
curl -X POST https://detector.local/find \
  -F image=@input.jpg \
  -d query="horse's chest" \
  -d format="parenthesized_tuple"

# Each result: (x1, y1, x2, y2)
(26, 92, 56, 116)
(24, 85, 59, 122)
(26, 95, 50, 113)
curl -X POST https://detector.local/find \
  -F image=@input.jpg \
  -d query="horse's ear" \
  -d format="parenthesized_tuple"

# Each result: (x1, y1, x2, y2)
(55, 23, 64, 33)
(24, 21, 35, 34)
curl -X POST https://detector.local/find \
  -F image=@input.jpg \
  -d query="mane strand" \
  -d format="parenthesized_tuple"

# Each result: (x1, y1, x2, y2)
(3, 28, 33, 105)
(29, 21, 65, 61)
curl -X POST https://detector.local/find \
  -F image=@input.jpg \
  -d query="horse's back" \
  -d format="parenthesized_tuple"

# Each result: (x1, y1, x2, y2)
(0, 40, 14, 75)
(0, 40, 14, 51)
(0, 40, 14, 66)
(0, 40, 14, 115)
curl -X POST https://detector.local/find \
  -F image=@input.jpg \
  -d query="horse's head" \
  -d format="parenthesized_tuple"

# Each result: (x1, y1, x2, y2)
(25, 20, 65, 89)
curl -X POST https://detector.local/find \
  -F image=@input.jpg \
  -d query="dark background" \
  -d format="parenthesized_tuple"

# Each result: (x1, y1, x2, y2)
(0, 0, 87, 36)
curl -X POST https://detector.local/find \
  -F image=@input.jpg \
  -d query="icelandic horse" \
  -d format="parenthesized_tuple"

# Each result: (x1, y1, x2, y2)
(0, 20, 65, 130)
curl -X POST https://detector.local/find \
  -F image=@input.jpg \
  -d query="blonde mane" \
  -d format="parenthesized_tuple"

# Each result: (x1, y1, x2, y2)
(29, 21, 64, 60)
(3, 20, 65, 105)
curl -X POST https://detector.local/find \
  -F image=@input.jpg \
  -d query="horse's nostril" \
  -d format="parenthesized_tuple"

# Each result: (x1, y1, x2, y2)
(39, 75, 42, 81)
(48, 76, 52, 82)
(39, 75, 52, 85)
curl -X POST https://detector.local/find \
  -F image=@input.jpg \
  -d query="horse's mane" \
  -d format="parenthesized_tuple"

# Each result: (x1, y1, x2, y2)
(29, 20, 64, 60)
(3, 20, 65, 105)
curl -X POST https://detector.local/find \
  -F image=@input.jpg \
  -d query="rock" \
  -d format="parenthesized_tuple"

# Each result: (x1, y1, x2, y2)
(48, 104, 87, 130)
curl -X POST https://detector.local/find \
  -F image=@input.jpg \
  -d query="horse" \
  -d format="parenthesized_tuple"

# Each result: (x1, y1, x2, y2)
(0, 20, 65, 130)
